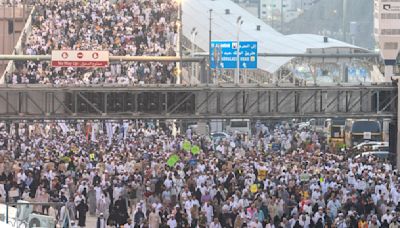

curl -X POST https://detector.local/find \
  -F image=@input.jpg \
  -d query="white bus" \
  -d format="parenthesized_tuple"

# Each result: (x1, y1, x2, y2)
(226, 119, 251, 136)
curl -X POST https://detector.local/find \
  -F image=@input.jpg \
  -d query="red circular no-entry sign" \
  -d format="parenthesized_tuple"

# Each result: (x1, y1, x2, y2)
(61, 52, 69, 59)
(92, 52, 99, 59)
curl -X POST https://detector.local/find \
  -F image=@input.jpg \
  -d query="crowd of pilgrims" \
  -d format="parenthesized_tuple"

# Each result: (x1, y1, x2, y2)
(6, 0, 178, 85)
(3, 0, 400, 228)
(0, 120, 398, 228)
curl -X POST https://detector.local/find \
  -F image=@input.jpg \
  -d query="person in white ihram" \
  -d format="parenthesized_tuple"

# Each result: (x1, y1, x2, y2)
(209, 218, 222, 228)
(201, 201, 213, 225)
(167, 215, 177, 228)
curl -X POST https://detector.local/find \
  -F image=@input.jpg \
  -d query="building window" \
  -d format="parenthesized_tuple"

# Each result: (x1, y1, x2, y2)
(384, 42, 398, 49)
(381, 13, 400, 19)
(381, 29, 400, 35)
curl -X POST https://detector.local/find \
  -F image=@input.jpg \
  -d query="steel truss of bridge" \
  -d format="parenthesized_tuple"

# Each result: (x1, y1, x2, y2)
(0, 84, 396, 120)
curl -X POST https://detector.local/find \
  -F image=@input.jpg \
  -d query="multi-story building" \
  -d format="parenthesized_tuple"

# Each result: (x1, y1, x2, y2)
(258, 0, 317, 22)
(374, 0, 400, 79)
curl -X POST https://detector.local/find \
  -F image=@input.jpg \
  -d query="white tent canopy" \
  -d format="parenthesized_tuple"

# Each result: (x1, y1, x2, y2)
(183, 0, 369, 73)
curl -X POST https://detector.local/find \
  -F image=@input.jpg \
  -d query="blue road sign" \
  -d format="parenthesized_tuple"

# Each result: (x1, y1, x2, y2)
(359, 68, 367, 77)
(348, 67, 356, 76)
(210, 41, 257, 69)
(272, 143, 281, 151)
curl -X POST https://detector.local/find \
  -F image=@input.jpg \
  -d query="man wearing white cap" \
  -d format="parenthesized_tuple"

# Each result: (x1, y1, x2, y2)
(313, 207, 325, 225)
(368, 215, 381, 228)
(96, 213, 106, 228)
(334, 213, 347, 228)
(167, 214, 177, 228)
(209, 217, 222, 228)
(382, 209, 394, 224)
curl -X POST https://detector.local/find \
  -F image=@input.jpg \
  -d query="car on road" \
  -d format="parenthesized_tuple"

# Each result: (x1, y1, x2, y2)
(353, 151, 390, 160)
(211, 132, 230, 140)
(352, 141, 388, 151)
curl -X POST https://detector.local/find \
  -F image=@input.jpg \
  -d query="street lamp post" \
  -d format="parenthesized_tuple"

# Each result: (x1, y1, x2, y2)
(268, 5, 274, 28)
(23, 0, 26, 22)
(12, 0, 15, 47)
(342, 0, 347, 42)
(2, 5, 5, 70)
(190, 27, 198, 84)
(176, 0, 183, 85)
(235, 16, 243, 84)
(209, 9, 213, 85)
(280, 0, 283, 32)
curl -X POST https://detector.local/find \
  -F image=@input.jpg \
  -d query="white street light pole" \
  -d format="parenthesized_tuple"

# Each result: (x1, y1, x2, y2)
(235, 16, 243, 84)
(12, 0, 15, 47)
(176, 0, 183, 85)
(190, 27, 198, 84)
(208, 9, 213, 84)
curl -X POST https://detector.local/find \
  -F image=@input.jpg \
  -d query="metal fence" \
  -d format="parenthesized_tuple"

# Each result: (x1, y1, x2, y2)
(0, 201, 70, 228)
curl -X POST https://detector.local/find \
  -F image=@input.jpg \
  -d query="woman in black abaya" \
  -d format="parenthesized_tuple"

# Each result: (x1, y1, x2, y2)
(76, 200, 88, 227)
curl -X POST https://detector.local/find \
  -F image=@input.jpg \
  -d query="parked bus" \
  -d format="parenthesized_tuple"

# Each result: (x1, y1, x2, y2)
(226, 119, 251, 136)
(345, 119, 382, 147)
(324, 118, 346, 145)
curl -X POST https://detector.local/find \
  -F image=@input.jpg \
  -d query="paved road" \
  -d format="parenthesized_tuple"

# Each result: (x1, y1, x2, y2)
(85, 215, 99, 227)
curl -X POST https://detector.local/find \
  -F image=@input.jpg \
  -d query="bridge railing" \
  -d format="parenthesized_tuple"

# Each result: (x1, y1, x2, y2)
(1, 6, 35, 84)
(0, 83, 395, 120)
(0, 81, 393, 88)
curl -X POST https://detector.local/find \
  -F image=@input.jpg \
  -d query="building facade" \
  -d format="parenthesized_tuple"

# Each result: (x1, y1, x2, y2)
(374, 0, 400, 78)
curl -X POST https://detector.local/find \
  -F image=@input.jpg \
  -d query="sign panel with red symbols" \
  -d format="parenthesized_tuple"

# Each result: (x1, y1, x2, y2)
(51, 50, 109, 68)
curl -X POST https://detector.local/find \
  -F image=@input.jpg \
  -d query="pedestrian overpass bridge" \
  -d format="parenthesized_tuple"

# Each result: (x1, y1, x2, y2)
(0, 83, 396, 120)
